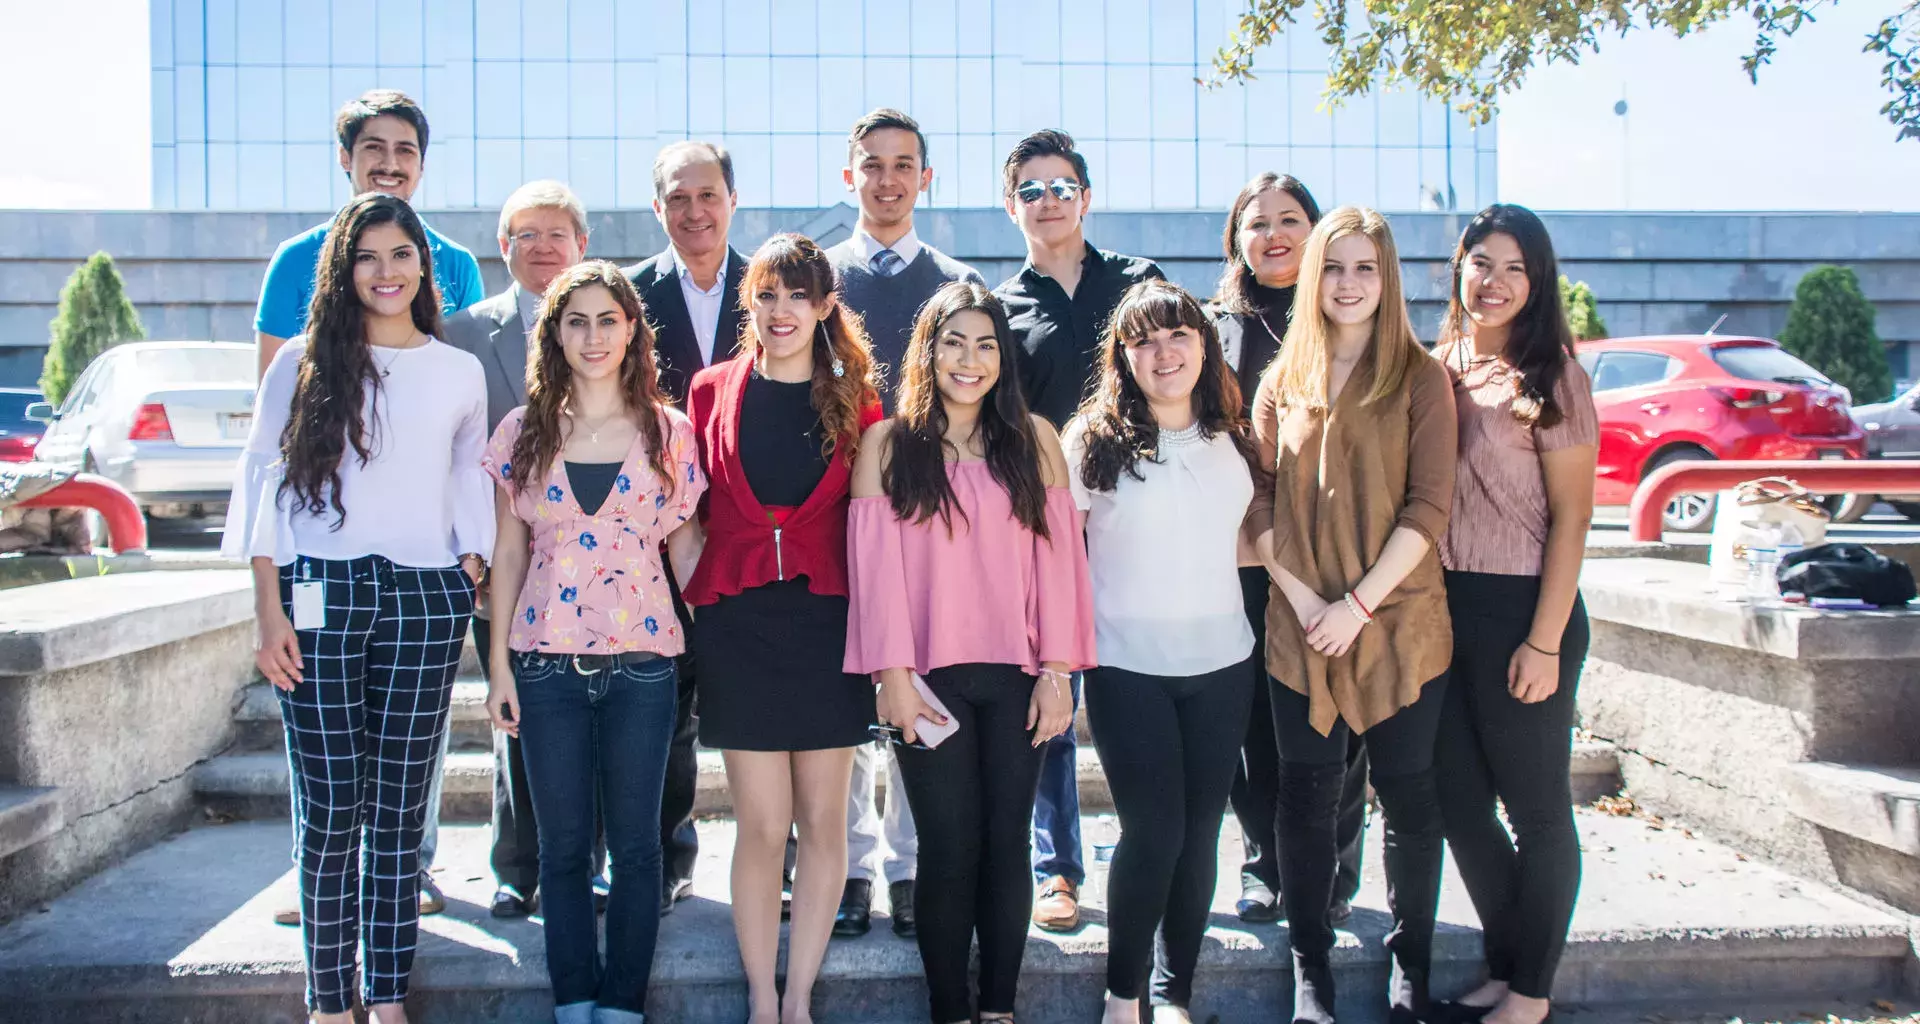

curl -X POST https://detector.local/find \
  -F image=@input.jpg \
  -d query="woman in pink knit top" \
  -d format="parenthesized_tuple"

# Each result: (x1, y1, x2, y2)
(845, 281, 1095, 1024)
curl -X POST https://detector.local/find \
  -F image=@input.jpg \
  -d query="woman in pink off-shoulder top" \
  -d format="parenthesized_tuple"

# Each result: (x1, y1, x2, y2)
(845, 281, 1094, 1024)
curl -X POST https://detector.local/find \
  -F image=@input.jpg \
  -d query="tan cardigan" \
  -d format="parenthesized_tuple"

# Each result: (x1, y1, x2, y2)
(1245, 352, 1458, 736)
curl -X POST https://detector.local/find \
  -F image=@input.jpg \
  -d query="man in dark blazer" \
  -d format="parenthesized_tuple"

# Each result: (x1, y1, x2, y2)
(623, 140, 748, 912)
(441, 180, 606, 920)
(625, 140, 749, 406)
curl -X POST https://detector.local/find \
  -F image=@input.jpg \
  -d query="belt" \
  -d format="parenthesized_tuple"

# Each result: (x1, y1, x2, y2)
(566, 651, 662, 674)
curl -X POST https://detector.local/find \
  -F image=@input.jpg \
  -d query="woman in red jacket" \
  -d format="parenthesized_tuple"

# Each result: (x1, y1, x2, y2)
(683, 233, 882, 1024)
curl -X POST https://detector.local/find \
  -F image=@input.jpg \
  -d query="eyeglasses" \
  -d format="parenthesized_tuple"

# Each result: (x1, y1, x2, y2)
(1014, 177, 1084, 205)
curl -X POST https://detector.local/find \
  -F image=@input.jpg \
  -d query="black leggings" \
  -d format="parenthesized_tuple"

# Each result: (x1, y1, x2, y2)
(893, 663, 1046, 1023)
(1271, 673, 1448, 1020)
(1231, 568, 1369, 902)
(1435, 571, 1589, 999)
(1085, 659, 1254, 1007)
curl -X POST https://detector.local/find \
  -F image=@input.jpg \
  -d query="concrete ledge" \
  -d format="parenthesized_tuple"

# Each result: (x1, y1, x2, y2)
(0, 570, 253, 675)
(0, 786, 62, 860)
(0, 554, 155, 592)
(1580, 558, 1920, 661)
(0, 812, 1906, 1022)
(1784, 762, 1920, 856)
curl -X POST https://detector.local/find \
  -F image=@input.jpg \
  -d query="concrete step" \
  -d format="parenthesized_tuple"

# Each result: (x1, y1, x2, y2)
(0, 809, 1909, 1022)
(0, 785, 63, 860)
(230, 679, 494, 753)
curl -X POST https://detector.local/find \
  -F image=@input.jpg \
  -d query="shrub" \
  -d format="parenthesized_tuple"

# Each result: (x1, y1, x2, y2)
(1560, 275, 1608, 341)
(39, 252, 144, 407)
(1778, 265, 1891, 404)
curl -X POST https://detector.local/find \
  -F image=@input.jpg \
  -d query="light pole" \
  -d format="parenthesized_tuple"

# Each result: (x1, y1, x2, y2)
(1614, 94, 1630, 209)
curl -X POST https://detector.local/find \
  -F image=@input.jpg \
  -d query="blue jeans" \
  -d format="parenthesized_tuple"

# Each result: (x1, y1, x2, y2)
(1031, 672, 1084, 885)
(516, 651, 677, 1023)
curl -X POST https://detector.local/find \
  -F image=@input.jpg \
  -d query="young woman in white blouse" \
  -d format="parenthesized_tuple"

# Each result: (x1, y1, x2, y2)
(1063, 279, 1260, 1024)
(224, 192, 493, 1024)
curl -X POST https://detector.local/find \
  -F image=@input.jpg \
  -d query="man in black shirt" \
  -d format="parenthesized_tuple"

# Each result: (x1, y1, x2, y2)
(991, 130, 1163, 933)
(993, 130, 1164, 429)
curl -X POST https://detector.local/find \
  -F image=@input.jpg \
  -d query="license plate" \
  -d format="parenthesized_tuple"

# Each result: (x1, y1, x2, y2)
(220, 413, 252, 439)
(1819, 450, 1846, 460)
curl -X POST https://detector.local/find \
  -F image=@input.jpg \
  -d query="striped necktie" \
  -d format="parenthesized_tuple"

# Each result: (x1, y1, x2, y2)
(870, 248, 906, 278)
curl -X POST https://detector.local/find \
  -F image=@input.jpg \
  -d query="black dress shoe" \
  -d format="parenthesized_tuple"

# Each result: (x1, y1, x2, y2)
(1236, 879, 1281, 923)
(1328, 898, 1353, 926)
(832, 878, 873, 937)
(659, 876, 693, 917)
(490, 886, 537, 919)
(888, 880, 916, 937)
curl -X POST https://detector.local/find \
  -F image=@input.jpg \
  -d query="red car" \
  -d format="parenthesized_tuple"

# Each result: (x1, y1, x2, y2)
(1576, 335, 1865, 531)
(0, 387, 46, 462)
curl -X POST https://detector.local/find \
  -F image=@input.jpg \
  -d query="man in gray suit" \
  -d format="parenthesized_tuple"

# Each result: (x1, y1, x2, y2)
(441, 179, 597, 919)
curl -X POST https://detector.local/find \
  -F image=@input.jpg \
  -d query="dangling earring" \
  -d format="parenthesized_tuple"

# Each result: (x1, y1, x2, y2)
(832, 356, 846, 378)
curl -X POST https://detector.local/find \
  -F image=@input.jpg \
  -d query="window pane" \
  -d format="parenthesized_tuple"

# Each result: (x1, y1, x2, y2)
(523, 63, 568, 137)
(569, 138, 617, 210)
(1061, 66, 1106, 140)
(817, 1, 861, 56)
(235, 0, 281, 65)
(378, 1, 424, 65)
(772, 58, 820, 131)
(521, 0, 566, 59)
(617, 138, 656, 208)
(956, 59, 991, 134)
(331, 0, 377, 66)
(475, 63, 522, 139)
(770, 134, 818, 206)
(476, 138, 523, 212)
(1378, 147, 1420, 212)
(152, 69, 176, 144)
(617, 62, 658, 139)
(725, 134, 772, 204)
(1061, 3, 1103, 62)
(206, 67, 236, 143)
(236, 68, 283, 143)
(865, 1, 910, 54)
(238, 143, 285, 208)
(1149, 0, 1197, 62)
(426, 63, 474, 139)
(1106, 140, 1151, 209)
(1289, 74, 1332, 147)
(1151, 139, 1195, 209)
(816, 57, 864, 137)
(475, 0, 520, 61)
(724, 58, 771, 132)
(207, 142, 238, 209)
(655, 55, 689, 134)
(1711, 344, 1831, 385)
(910, 59, 958, 137)
(570, 62, 617, 137)
(1592, 353, 1676, 392)
(687, 57, 724, 132)
(206, 0, 236, 64)
(724, 0, 773, 54)
(1106, 0, 1149, 63)
(1331, 148, 1377, 208)
(285, 142, 335, 209)
(1109, 67, 1150, 139)
(1151, 66, 1194, 139)
(911, 0, 957, 55)
(570, 1, 615, 60)
(524, 139, 569, 184)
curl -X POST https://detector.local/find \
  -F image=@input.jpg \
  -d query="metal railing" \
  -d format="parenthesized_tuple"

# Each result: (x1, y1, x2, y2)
(15, 475, 148, 554)
(1628, 460, 1920, 542)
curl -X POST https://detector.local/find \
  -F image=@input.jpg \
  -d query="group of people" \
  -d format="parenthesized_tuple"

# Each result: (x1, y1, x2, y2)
(227, 89, 1598, 1024)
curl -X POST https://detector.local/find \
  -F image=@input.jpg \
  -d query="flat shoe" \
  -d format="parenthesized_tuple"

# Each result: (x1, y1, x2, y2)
(832, 878, 873, 938)
(490, 886, 536, 918)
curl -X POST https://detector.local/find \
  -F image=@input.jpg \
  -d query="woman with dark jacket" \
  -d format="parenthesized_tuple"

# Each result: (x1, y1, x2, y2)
(1214, 174, 1369, 928)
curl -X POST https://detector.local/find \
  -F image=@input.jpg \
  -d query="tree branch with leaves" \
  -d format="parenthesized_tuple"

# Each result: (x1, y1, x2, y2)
(1206, 0, 1920, 142)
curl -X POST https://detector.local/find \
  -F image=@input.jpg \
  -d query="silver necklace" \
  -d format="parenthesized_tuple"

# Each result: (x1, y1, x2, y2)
(567, 407, 623, 443)
(370, 333, 422, 378)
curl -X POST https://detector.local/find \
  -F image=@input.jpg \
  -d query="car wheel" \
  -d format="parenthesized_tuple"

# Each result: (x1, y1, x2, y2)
(1651, 449, 1717, 534)
(1819, 493, 1874, 524)
(1890, 501, 1920, 523)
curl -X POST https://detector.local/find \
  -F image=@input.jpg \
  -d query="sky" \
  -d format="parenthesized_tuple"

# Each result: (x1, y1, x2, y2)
(2, 0, 1916, 211)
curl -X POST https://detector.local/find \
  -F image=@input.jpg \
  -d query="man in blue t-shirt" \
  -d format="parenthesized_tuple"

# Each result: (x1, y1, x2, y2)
(253, 89, 484, 379)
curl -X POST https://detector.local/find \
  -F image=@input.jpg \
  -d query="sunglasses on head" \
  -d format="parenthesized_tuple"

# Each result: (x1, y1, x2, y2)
(1015, 177, 1084, 205)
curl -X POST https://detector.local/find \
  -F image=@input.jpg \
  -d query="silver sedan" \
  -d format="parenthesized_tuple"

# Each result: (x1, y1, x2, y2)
(27, 341, 256, 521)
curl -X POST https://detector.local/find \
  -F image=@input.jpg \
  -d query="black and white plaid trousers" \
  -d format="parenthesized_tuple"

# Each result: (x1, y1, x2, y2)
(276, 554, 473, 1014)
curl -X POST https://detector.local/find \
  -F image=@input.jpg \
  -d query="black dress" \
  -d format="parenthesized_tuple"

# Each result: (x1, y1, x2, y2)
(693, 373, 877, 751)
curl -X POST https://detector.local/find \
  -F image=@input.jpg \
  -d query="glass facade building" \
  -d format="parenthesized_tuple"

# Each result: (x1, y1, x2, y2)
(149, 0, 1497, 213)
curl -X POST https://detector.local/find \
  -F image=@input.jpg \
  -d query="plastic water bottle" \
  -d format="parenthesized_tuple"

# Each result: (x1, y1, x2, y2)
(1747, 521, 1781, 603)
(1773, 521, 1805, 598)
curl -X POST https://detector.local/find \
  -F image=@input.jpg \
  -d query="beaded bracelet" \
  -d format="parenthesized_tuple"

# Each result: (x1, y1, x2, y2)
(1343, 592, 1374, 625)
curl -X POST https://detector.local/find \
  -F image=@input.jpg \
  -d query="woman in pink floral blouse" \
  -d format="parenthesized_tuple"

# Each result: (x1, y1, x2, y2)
(481, 260, 706, 1024)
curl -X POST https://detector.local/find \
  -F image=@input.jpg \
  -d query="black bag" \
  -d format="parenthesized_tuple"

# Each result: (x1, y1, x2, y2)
(1777, 542, 1917, 607)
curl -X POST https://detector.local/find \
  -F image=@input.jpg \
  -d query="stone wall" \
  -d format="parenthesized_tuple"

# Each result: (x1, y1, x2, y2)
(0, 571, 256, 920)
(2, 207, 1916, 393)
(1576, 557, 1920, 912)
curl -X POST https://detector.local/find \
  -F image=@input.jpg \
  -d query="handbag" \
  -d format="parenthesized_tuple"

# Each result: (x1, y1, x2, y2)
(1707, 477, 1831, 586)
(1777, 543, 1917, 607)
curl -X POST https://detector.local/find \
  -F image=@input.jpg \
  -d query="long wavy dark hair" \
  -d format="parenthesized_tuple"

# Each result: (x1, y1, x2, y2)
(1075, 280, 1258, 493)
(508, 261, 676, 499)
(739, 233, 879, 459)
(1215, 172, 1322, 316)
(1439, 203, 1576, 429)
(278, 192, 443, 526)
(886, 282, 1050, 539)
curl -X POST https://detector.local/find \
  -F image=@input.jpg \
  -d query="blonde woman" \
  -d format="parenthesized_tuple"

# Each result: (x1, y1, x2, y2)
(1245, 206, 1458, 1024)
